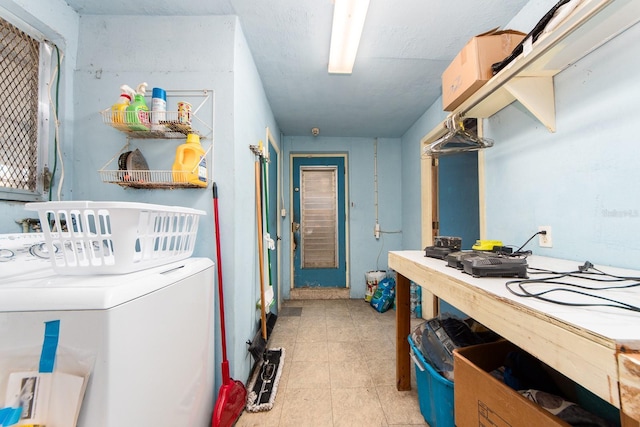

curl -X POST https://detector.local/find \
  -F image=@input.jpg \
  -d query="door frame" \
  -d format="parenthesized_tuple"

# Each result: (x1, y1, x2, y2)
(289, 153, 350, 291)
(419, 119, 487, 318)
(266, 127, 282, 311)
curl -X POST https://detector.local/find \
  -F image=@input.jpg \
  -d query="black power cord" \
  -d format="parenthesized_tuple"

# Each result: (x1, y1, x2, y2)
(513, 230, 546, 255)
(505, 261, 640, 313)
(491, 230, 547, 258)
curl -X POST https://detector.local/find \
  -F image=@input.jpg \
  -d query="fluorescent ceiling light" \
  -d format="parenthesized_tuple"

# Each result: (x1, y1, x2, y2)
(328, 0, 370, 74)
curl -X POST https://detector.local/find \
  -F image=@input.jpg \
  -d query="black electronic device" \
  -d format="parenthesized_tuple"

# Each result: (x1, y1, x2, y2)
(462, 255, 528, 279)
(446, 250, 482, 269)
(425, 236, 462, 260)
(425, 246, 455, 260)
(434, 236, 462, 250)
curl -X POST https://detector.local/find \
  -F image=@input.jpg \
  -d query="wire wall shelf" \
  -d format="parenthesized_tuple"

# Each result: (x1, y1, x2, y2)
(99, 170, 204, 189)
(99, 143, 212, 189)
(99, 89, 214, 189)
(100, 110, 211, 139)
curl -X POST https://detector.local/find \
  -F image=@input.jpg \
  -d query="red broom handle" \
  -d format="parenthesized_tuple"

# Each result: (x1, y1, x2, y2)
(213, 183, 230, 382)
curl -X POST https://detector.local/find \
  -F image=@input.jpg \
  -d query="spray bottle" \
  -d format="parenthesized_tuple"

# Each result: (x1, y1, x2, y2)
(111, 85, 135, 126)
(172, 133, 207, 187)
(126, 82, 150, 131)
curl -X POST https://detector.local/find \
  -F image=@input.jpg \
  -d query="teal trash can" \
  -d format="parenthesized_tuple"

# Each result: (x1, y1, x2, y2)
(408, 335, 454, 427)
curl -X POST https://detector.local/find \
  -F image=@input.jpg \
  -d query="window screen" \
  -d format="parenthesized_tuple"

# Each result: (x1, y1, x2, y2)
(300, 166, 338, 269)
(0, 16, 51, 201)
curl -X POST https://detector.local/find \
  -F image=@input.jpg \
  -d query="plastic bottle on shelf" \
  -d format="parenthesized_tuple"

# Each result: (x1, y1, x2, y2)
(410, 282, 422, 318)
(111, 85, 135, 126)
(150, 87, 166, 131)
(172, 133, 207, 187)
(126, 82, 150, 131)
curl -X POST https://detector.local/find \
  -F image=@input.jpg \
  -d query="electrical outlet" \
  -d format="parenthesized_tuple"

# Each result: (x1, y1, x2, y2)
(538, 225, 553, 248)
(374, 223, 381, 239)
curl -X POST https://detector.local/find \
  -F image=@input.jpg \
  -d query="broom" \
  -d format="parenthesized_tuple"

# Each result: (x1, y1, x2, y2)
(211, 183, 246, 427)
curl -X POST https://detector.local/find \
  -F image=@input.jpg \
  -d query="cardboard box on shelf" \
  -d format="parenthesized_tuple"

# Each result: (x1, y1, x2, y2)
(442, 28, 526, 111)
(453, 340, 570, 427)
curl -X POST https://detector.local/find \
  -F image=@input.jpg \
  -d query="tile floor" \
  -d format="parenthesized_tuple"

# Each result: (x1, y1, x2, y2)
(235, 299, 428, 427)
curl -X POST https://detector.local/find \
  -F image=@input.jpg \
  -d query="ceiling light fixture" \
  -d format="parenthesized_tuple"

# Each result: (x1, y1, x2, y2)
(328, 0, 370, 74)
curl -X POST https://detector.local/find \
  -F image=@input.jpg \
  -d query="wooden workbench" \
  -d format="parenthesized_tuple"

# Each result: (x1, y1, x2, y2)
(389, 250, 640, 426)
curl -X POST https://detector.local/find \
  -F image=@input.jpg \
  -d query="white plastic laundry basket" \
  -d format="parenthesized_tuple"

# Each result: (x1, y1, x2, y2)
(25, 201, 205, 275)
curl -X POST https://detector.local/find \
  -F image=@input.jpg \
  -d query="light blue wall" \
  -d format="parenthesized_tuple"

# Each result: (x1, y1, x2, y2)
(73, 14, 239, 390)
(0, 0, 78, 232)
(0, 3, 280, 391)
(282, 136, 403, 299)
(71, 14, 279, 387)
(484, 13, 640, 269)
(231, 21, 282, 376)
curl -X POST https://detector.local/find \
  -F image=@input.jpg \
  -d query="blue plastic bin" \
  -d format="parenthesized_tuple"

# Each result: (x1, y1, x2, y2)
(408, 335, 454, 427)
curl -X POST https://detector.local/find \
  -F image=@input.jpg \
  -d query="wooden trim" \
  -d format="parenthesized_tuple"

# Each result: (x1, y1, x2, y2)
(420, 154, 433, 248)
(395, 272, 411, 391)
(431, 157, 438, 240)
(619, 352, 640, 424)
(420, 153, 439, 319)
(477, 121, 487, 240)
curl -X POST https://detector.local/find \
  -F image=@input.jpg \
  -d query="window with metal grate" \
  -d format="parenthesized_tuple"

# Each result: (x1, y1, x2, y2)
(0, 16, 52, 201)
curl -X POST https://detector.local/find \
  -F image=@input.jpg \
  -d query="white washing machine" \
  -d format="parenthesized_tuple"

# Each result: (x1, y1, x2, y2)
(0, 233, 215, 426)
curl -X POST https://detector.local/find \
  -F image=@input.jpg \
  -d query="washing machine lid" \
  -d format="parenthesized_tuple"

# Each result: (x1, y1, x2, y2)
(0, 257, 214, 312)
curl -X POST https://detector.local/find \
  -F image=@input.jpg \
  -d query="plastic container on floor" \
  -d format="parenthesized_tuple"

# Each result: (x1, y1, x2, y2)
(408, 335, 454, 427)
(364, 270, 386, 302)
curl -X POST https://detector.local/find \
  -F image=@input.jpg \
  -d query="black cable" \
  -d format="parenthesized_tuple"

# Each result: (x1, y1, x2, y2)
(513, 230, 545, 254)
(528, 264, 640, 282)
(505, 262, 640, 313)
(506, 282, 640, 313)
(44, 44, 62, 228)
(491, 231, 545, 257)
(507, 278, 640, 293)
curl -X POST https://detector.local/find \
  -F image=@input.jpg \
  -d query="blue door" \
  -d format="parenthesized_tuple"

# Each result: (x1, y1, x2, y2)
(438, 151, 480, 250)
(437, 151, 479, 318)
(292, 156, 347, 288)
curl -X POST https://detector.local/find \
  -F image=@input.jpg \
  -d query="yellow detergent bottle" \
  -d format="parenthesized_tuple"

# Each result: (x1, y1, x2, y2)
(172, 133, 207, 187)
(111, 84, 135, 127)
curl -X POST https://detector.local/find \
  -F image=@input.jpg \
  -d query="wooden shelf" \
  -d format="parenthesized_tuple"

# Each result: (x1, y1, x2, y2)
(422, 0, 640, 145)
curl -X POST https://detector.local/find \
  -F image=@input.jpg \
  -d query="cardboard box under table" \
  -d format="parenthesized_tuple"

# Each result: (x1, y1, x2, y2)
(442, 28, 525, 111)
(453, 340, 569, 427)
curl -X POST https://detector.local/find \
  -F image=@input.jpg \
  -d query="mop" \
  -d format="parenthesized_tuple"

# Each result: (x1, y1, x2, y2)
(245, 143, 284, 412)
(245, 347, 285, 412)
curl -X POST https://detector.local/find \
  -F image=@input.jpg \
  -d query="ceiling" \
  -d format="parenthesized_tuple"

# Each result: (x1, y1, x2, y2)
(63, 0, 530, 137)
